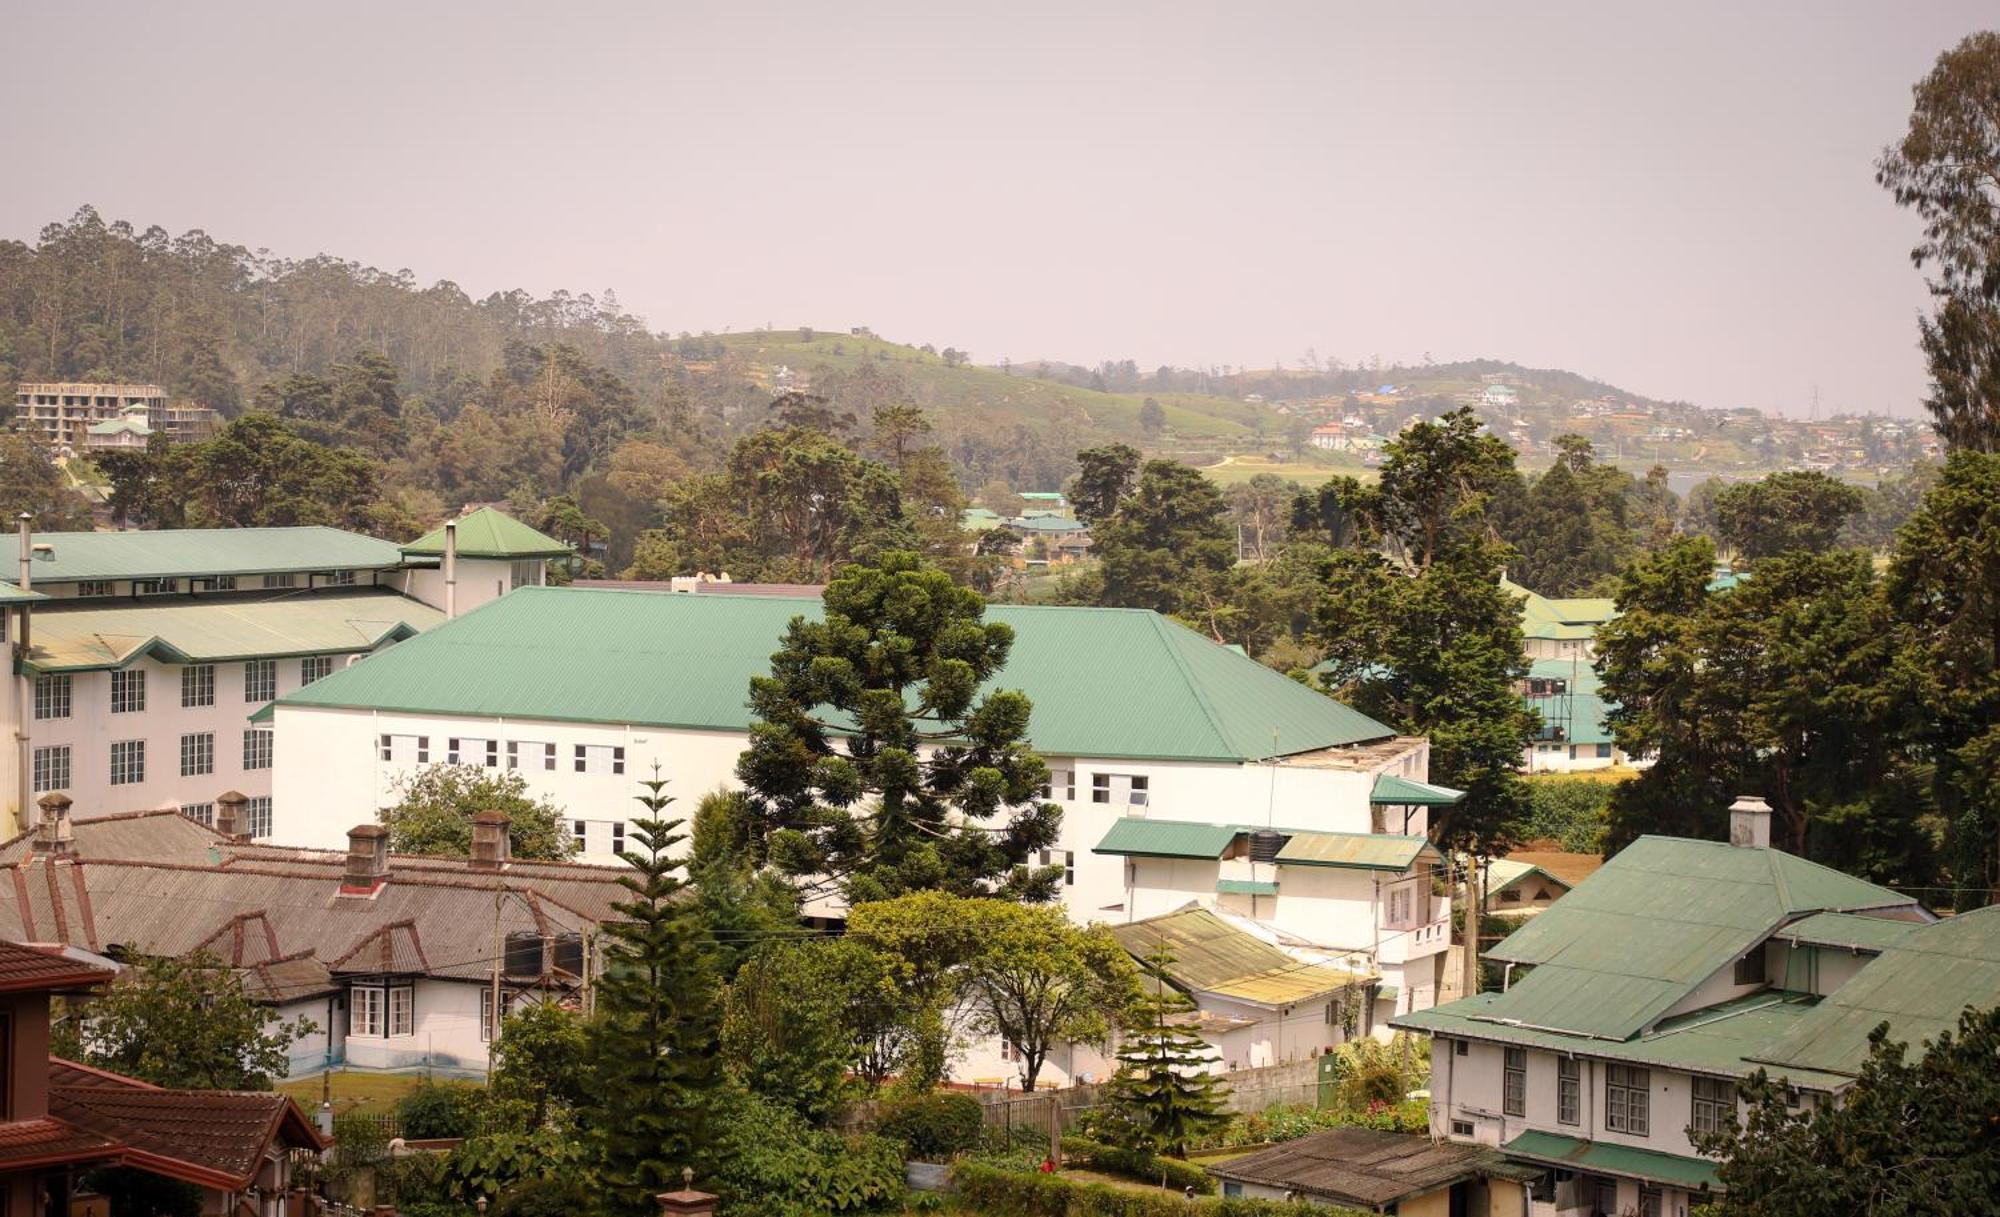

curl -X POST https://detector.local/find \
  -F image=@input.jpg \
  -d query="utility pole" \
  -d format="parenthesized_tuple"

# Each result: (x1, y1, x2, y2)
(489, 889, 505, 1045)
(1460, 852, 1482, 999)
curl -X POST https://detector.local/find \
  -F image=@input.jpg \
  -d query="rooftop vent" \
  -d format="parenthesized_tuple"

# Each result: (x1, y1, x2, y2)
(1729, 795, 1772, 850)
(1248, 829, 1287, 864)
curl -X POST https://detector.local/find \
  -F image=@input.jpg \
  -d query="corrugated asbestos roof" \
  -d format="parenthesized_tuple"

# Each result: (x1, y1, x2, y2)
(1466, 837, 1917, 1040)
(1755, 905, 2000, 1079)
(1501, 1130, 1718, 1192)
(401, 507, 570, 559)
(1395, 991, 1853, 1091)
(1095, 819, 1239, 859)
(25, 528, 404, 582)
(1370, 774, 1465, 806)
(1770, 911, 1920, 953)
(272, 587, 1396, 763)
(1275, 831, 1437, 871)
(1110, 906, 1369, 1006)
(23, 589, 444, 673)
(1207, 1126, 1505, 1208)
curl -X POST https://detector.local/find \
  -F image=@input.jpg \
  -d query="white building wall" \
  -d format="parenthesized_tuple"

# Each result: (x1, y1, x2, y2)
(331, 979, 492, 1077)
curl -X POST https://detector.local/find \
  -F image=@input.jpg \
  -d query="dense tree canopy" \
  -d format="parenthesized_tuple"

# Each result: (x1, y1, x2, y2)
(380, 766, 575, 860)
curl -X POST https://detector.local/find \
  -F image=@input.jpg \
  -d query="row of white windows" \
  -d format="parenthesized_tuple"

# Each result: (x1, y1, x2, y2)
(66, 571, 360, 598)
(178, 797, 273, 838)
(32, 730, 272, 791)
(351, 983, 415, 1038)
(34, 657, 336, 720)
(1041, 769, 1150, 806)
(1484, 1043, 1735, 1138)
(378, 735, 626, 775)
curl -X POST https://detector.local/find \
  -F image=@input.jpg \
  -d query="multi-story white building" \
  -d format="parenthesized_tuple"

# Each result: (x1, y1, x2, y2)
(1393, 798, 1948, 1217)
(13, 383, 219, 447)
(0, 508, 569, 834)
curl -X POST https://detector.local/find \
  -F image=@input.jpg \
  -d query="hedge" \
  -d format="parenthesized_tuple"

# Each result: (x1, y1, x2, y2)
(877, 1091, 986, 1160)
(1058, 1137, 1214, 1194)
(951, 1161, 1372, 1217)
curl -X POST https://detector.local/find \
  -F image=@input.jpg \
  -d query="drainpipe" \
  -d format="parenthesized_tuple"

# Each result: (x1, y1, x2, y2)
(444, 520, 458, 620)
(14, 514, 31, 836)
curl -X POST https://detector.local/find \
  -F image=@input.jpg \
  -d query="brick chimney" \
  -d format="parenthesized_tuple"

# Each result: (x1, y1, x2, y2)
(214, 790, 251, 843)
(656, 1169, 716, 1217)
(470, 811, 511, 871)
(1729, 795, 1772, 849)
(32, 791, 73, 856)
(342, 824, 391, 893)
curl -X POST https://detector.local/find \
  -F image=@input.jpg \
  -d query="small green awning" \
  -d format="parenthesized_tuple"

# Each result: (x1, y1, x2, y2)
(1094, 819, 1238, 860)
(1216, 879, 1278, 896)
(1502, 1130, 1720, 1192)
(1371, 774, 1466, 806)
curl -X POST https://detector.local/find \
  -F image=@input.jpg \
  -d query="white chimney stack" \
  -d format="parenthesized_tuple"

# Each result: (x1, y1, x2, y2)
(1729, 795, 1772, 849)
(444, 519, 458, 620)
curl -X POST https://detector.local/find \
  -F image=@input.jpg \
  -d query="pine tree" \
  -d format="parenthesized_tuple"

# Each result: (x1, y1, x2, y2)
(585, 776, 720, 1217)
(1102, 946, 1231, 1158)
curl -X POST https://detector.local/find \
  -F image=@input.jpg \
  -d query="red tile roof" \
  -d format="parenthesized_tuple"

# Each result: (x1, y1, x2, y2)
(0, 941, 112, 993)
(0, 1116, 123, 1171)
(52, 1084, 325, 1191)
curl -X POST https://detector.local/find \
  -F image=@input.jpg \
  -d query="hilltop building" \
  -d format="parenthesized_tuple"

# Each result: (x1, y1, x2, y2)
(0, 508, 567, 833)
(13, 383, 218, 448)
(1393, 797, 1950, 1217)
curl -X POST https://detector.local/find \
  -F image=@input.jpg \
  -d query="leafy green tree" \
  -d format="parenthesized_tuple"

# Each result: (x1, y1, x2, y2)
(1695, 1005, 2000, 1216)
(959, 900, 1141, 1092)
(1068, 443, 1140, 525)
(685, 790, 801, 980)
(1227, 472, 1292, 561)
(491, 999, 588, 1128)
(735, 552, 1060, 903)
(1371, 407, 1518, 568)
(1138, 397, 1166, 436)
(52, 950, 313, 1089)
(583, 778, 721, 1215)
(1877, 32, 2000, 452)
(0, 432, 92, 529)
(1094, 459, 1236, 624)
(721, 939, 869, 1122)
(725, 425, 909, 580)
(1101, 946, 1230, 1158)
(1713, 471, 1866, 560)
(868, 400, 932, 470)
(1885, 450, 2000, 902)
(846, 889, 990, 1089)
(380, 766, 574, 860)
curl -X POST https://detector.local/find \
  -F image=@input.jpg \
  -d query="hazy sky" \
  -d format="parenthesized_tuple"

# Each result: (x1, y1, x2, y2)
(4, 2, 1992, 416)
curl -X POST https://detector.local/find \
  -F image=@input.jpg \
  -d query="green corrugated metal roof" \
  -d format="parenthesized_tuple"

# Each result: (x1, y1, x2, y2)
(271, 587, 1395, 763)
(0, 581, 46, 606)
(1771, 911, 1921, 953)
(1503, 579, 1619, 641)
(401, 507, 570, 559)
(25, 528, 404, 582)
(1755, 906, 1994, 1079)
(1275, 830, 1436, 872)
(1395, 991, 1853, 1092)
(1501, 1131, 1719, 1191)
(1216, 879, 1278, 896)
(1371, 774, 1465, 806)
(1471, 836, 1916, 1040)
(22, 589, 445, 673)
(1111, 907, 1369, 1007)
(1096, 819, 1239, 859)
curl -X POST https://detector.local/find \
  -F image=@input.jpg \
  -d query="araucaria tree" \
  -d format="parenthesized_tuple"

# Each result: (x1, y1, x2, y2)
(736, 551, 1061, 903)
(1101, 946, 1230, 1158)
(584, 777, 720, 1217)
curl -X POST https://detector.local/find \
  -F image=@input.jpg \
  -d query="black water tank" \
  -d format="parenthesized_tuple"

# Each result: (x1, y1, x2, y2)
(503, 931, 545, 978)
(1249, 830, 1286, 863)
(551, 932, 584, 977)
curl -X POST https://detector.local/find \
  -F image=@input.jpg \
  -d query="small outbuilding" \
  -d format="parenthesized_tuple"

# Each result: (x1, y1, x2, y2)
(1206, 1125, 1538, 1214)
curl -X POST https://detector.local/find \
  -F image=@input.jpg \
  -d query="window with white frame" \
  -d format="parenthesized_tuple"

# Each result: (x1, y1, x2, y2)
(32, 746, 70, 793)
(34, 674, 70, 720)
(574, 744, 625, 775)
(110, 668, 146, 713)
(1558, 1056, 1580, 1125)
(181, 802, 215, 826)
(182, 664, 215, 708)
(1039, 849, 1075, 886)
(480, 989, 516, 1041)
(508, 741, 556, 771)
(109, 740, 145, 786)
(1450, 1120, 1474, 1138)
(244, 659, 276, 703)
(324, 570, 357, 586)
(352, 986, 383, 1036)
(449, 737, 499, 768)
(1041, 768, 1075, 801)
(243, 729, 273, 771)
(378, 734, 430, 764)
(1690, 1076, 1736, 1135)
(246, 796, 273, 839)
(135, 578, 179, 595)
(1388, 885, 1413, 926)
(1605, 1064, 1650, 1135)
(75, 580, 116, 597)
(300, 655, 334, 685)
(388, 984, 414, 1035)
(1503, 1047, 1527, 1117)
(261, 574, 296, 590)
(180, 732, 214, 777)
(510, 560, 541, 588)
(1091, 773, 1149, 805)
(999, 1038, 1022, 1063)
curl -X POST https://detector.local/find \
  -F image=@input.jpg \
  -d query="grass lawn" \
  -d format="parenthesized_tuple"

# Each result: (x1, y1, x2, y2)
(276, 1069, 440, 1116)
(1201, 453, 1376, 488)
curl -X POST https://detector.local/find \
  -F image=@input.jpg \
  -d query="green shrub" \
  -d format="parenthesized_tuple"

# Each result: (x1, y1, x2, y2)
(396, 1080, 487, 1139)
(876, 1090, 986, 1160)
(1059, 1137, 1214, 1194)
(950, 1160, 1372, 1217)
(1521, 777, 1612, 852)
(712, 1086, 906, 1217)
(330, 1112, 389, 1167)
(494, 1178, 590, 1217)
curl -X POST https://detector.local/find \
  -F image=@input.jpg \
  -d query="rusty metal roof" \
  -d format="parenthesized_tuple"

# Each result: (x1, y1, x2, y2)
(1275, 831, 1437, 872)
(1208, 1126, 1505, 1208)
(1110, 906, 1370, 1007)
(22, 588, 443, 673)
